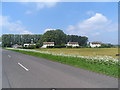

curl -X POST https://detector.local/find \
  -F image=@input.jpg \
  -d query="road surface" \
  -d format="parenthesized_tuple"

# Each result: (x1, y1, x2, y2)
(2, 49, 118, 88)
(0, 48, 2, 90)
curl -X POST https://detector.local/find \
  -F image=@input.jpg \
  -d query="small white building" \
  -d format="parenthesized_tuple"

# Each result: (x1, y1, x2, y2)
(67, 42, 79, 47)
(12, 44, 22, 48)
(41, 42, 54, 48)
(90, 42, 101, 48)
(23, 43, 36, 47)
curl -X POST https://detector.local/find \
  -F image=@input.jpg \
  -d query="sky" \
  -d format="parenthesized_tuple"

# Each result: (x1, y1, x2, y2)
(1, 1, 118, 44)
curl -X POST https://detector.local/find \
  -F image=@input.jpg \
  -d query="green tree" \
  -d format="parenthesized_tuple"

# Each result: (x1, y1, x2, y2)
(43, 29, 66, 45)
(66, 35, 88, 46)
(2, 30, 88, 47)
(100, 43, 113, 48)
(0, 36, 2, 42)
(2, 34, 42, 47)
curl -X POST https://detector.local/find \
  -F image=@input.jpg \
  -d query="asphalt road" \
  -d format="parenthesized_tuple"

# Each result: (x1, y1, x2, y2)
(0, 48, 2, 89)
(2, 49, 118, 88)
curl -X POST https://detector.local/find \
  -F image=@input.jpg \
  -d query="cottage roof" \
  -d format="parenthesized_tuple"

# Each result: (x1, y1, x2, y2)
(91, 42, 101, 44)
(67, 42, 79, 44)
(43, 42, 54, 44)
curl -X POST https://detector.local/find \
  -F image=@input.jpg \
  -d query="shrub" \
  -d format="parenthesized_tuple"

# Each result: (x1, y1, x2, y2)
(99, 44, 113, 48)
(23, 45, 36, 49)
(36, 43, 40, 48)
(54, 45, 66, 48)
(47, 46, 54, 48)
(66, 46, 72, 48)
(30, 45, 36, 49)
(73, 46, 80, 48)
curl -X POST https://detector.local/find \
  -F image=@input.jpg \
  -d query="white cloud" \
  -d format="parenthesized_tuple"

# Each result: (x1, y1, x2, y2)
(36, 2, 57, 10)
(106, 23, 118, 32)
(78, 13, 110, 30)
(1, 16, 33, 34)
(22, 0, 60, 14)
(20, 30, 33, 34)
(66, 13, 116, 36)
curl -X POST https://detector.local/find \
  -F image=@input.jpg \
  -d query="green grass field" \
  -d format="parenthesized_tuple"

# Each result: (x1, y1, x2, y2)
(34, 48, 118, 58)
(7, 48, 119, 78)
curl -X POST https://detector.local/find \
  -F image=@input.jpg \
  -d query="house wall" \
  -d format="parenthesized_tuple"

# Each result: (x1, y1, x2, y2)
(67, 44, 79, 47)
(24, 44, 30, 47)
(12, 44, 22, 48)
(42, 44, 54, 48)
(12, 45, 18, 48)
(90, 43, 101, 47)
(23, 44, 36, 47)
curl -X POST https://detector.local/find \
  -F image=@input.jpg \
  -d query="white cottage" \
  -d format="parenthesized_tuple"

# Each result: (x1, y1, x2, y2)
(90, 42, 101, 48)
(23, 43, 36, 47)
(67, 42, 79, 47)
(12, 44, 22, 48)
(41, 42, 54, 48)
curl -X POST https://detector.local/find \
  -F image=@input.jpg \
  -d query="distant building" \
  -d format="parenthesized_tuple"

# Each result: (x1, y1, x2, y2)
(67, 42, 79, 47)
(12, 44, 22, 48)
(23, 43, 36, 47)
(90, 42, 101, 48)
(41, 42, 54, 48)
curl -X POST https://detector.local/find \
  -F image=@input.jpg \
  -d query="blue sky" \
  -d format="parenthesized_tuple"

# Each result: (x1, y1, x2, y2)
(1, 2, 118, 44)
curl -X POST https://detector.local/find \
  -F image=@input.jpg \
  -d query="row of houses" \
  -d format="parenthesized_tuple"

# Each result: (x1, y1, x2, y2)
(12, 42, 102, 48)
(41, 42, 101, 48)
(41, 42, 80, 48)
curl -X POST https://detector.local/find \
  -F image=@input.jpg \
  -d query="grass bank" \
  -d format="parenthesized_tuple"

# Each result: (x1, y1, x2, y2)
(7, 49, 119, 78)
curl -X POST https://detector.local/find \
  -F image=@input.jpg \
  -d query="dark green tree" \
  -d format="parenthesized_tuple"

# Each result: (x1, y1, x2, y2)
(2, 30, 88, 47)
(43, 29, 66, 45)
(66, 35, 88, 46)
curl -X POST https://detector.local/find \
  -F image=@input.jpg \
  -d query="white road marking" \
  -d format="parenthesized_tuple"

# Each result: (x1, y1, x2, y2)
(18, 62, 29, 71)
(8, 55, 11, 58)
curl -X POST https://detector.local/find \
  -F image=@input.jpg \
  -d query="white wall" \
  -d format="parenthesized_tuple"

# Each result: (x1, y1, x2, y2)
(90, 43, 101, 47)
(24, 44, 30, 47)
(67, 44, 79, 47)
(42, 44, 54, 48)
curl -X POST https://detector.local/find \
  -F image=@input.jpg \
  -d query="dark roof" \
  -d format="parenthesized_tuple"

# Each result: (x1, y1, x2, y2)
(43, 42, 54, 44)
(67, 42, 79, 44)
(91, 42, 101, 44)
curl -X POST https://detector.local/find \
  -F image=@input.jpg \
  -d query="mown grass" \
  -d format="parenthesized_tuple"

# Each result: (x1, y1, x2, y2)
(34, 48, 118, 58)
(7, 49, 119, 78)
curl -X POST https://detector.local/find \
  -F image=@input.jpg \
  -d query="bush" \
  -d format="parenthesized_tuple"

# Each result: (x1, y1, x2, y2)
(66, 46, 72, 48)
(73, 46, 80, 48)
(54, 45, 66, 48)
(47, 46, 54, 48)
(36, 43, 40, 48)
(23, 45, 36, 49)
(30, 45, 36, 49)
(99, 44, 113, 48)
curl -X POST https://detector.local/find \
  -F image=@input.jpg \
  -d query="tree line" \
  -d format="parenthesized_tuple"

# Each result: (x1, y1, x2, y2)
(1, 29, 88, 47)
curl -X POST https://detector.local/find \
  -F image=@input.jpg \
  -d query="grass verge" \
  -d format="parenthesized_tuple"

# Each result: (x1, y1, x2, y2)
(7, 49, 119, 78)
